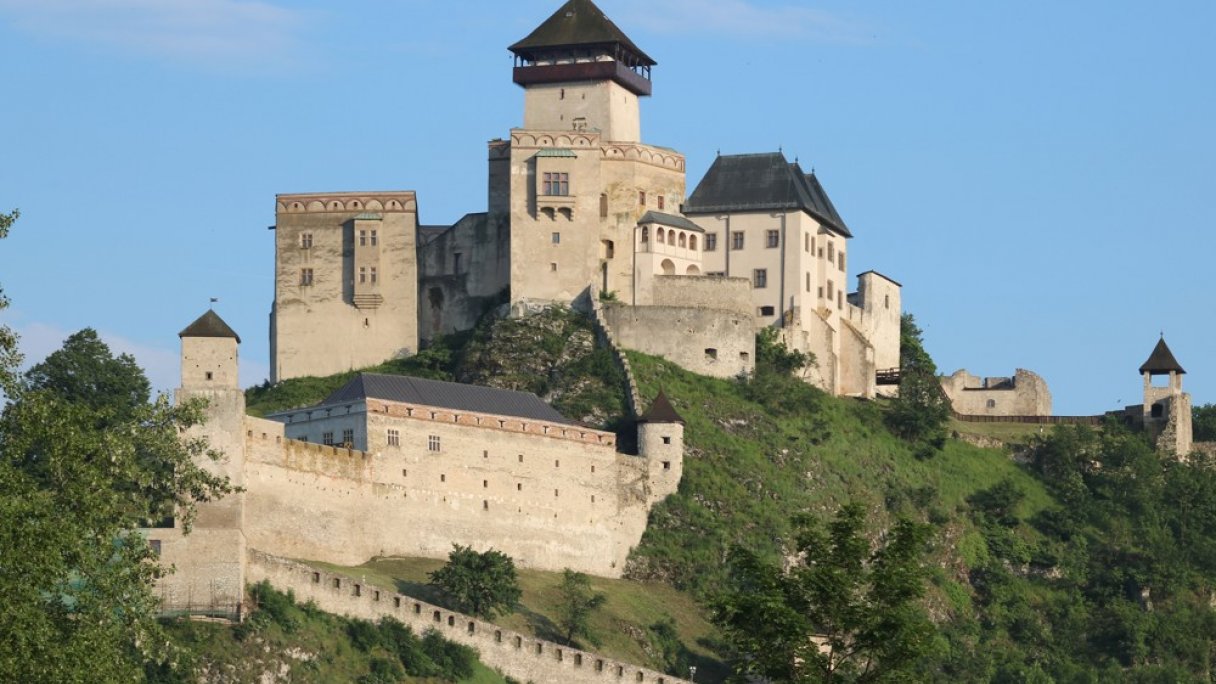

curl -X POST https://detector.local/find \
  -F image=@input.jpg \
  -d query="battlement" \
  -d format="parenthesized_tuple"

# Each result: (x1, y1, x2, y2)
(365, 398, 617, 449)
(276, 191, 418, 214)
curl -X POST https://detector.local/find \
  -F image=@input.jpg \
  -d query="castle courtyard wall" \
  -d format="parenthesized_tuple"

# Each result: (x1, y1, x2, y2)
(602, 302, 754, 379)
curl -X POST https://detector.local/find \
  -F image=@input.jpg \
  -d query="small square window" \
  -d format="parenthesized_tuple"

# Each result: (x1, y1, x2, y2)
(662, 436, 672, 445)
(322, 432, 334, 446)
(552, 232, 560, 244)
(299, 268, 314, 286)
(550, 263, 557, 272)
(205, 371, 213, 381)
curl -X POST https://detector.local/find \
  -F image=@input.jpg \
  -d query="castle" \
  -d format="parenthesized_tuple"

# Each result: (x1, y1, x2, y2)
(269, 0, 902, 397)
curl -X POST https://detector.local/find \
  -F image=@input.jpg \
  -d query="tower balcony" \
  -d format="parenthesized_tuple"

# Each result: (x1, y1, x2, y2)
(514, 60, 652, 97)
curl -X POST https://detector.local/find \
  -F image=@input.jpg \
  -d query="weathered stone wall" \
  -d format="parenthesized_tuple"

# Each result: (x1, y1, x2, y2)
(644, 274, 753, 315)
(837, 318, 875, 398)
(941, 369, 1053, 417)
(417, 212, 509, 343)
(247, 551, 689, 684)
(271, 192, 419, 383)
(602, 302, 754, 379)
(242, 405, 656, 577)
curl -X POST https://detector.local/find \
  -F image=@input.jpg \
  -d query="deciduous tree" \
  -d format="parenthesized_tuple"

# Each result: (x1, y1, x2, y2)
(556, 568, 607, 647)
(886, 314, 951, 455)
(428, 545, 521, 620)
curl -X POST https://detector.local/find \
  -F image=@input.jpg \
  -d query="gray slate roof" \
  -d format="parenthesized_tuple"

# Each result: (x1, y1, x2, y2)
(510, 0, 654, 65)
(683, 152, 852, 238)
(322, 373, 575, 424)
(639, 211, 704, 233)
(1140, 337, 1186, 375)
(179, 310, 241, 344)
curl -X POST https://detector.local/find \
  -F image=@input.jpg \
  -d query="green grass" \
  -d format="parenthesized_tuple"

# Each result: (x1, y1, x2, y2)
(947, 418, 1060, 445)
(309, 556, 730, 682)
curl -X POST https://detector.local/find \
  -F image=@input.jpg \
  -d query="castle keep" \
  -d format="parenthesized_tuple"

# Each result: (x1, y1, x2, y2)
(269, 0, 903, 396)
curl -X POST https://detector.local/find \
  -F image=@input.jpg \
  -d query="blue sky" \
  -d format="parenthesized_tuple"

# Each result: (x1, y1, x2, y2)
(0, 0, 1212, 414)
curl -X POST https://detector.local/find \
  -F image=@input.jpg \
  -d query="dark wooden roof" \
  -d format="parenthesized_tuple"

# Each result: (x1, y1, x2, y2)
(682, 152, 852, 238)
(638, 390, 684, 424)
(510, 0, 654, 65)
(1140, 337, 1185, 375)
(639, 211, 704, 233)
(179, 310, 241, 344)
(321, 373, 575, 424)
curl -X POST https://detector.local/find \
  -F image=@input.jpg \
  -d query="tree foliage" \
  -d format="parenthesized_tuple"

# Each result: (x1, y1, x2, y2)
(428, 545, 521, 620)
(555, 568, 607, 647)
(713, 503, 938, 682)
(0, 299, 232, 681)
(24, 328, 151, 424)
(885, 314, 950, 454)
(0, 208, 19, 394)
(1193, 403, 1216, 442)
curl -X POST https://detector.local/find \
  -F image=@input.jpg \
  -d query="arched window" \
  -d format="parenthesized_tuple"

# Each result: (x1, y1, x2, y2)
(641, 226, 649, 243)
(657, 228, 666, 244)
(689, 235, 698, 250)
(678, 232, 687, 248)
(660, 259, 676, 275)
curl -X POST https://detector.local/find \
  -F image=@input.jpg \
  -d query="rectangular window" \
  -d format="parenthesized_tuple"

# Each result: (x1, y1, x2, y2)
(551, 232, 560, 244)
(542, 172, 569, 196)
(657, 195, 665, 210)
(359, 267, 366, 284)
(299, 268, 314, 286)
(838, 252, 846, 272)
(322, 431, 334, 446)
(342, 429, 354, 446)
(838, 291, 844, 309)
(753, 269, 767, 289)
(827, 280, 834, 300)
(639, 190, 646, 206)
(759, 305, 775, 316)
(806, 272, 811, 292)
(704, 233, 717, 251)
(387, 429, 399, 446)
(428, 435, 441, 452)
(804, 233, 809, 252)
(300, 233, 313, 249)
(370, 267, 377, 284)
(359, 230, 367, 247)
(453, 252, 462, 273)
(828, 241, 835, 261)
(731, 232, 744, 250)
(370, 230, 378, 246)
(766, 229, 779, 248)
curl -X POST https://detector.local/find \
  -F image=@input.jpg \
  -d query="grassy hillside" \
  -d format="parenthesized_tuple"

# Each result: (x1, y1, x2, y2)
(312, 557, 730, 682)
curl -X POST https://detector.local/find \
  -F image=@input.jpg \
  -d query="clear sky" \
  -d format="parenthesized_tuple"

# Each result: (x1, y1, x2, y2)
(1, 0, 1212, 414)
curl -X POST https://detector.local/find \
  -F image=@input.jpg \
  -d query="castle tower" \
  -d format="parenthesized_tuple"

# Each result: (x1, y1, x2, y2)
(270, 192, 420, 383)
(494, 0, 686, 308)
(637, 391, 685, 504)
(1140, 335, 1193, 457)
(152, 310, 249, 617)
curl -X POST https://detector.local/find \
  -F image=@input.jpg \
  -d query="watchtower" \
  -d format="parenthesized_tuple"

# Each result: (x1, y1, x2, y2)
(637, 391, 685, 504)
(1140, 335, 1193, 457)
(509, 0, 655, 142)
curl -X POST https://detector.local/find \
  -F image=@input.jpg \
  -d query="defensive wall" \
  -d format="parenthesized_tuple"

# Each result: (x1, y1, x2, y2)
(941, 369, 1053, 417)
(247, 550, 690, 684)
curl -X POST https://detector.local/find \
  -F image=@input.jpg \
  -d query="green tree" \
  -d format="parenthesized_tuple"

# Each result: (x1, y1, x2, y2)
(885, 314, 950, 454)
(428, 545, 521, 620)
(713, 503, 938, 683)
(555, 568, 607, 647)
(0, 208, 19, 394)
(24, 328, 151, 424)
(0, 259, 233, 682)
(1193, 403, 1216, 442)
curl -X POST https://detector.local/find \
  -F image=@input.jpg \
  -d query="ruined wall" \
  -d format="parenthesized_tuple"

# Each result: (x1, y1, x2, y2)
(247, 551, 688, 684)
(241, 407, 657, 577)
(417, 212, 509, 343)
(602, 302, 754, 379)
(941, 369, 1053, 417)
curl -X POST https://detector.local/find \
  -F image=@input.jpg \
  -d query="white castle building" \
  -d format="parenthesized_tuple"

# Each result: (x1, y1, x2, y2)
(268, 0, 902, 397)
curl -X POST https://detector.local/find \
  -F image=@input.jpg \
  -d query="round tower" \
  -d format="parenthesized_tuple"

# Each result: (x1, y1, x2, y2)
(637, 390, 684, 503)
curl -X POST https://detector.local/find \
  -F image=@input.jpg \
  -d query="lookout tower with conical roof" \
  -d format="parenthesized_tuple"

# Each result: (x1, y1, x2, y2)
(509, 0, 654, 142)
(1140, 336, 1193, 457)
(637, 391, 685, 504)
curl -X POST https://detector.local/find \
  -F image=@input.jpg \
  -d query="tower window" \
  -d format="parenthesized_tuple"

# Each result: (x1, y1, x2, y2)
(599, 193, 608, 217)
(387, 429, 400, 446)
(370, 267, 377, 284)
(300, 233, 313, 249)
(839, 252, 846, 272)
(428, 435, 441, 452)
(550, 262, 557, 271)
(359, 267, 367, 284)
(342, 429, 354, 446)
(766, 230, 779, 248)
(657, 195, 665, 210)
(552, 232, 560, 244)
(542, 172, 569, 196)
(299, 268, 314, 286)
(359, 230, 367, 246)
(205, 371, 213, 381)
(453, 253, 463, 273)
(753, 269, 768, 289)
(639, 190, 646, 206)
(731, 232, 745, 250)
(705, 233, 717, 251)
(370, 230, 378, 246)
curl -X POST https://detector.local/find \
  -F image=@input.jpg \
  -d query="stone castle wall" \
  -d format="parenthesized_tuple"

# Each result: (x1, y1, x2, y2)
(603, 303, 754, 380)
(247, 550, 689, 684)
(941, 369, 1053, 417)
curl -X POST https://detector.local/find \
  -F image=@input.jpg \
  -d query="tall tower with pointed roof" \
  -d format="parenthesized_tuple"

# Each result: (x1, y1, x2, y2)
(1140, 336, 1193, 457)
(637, 391, 685, 504)
(490, 0, 687, 308)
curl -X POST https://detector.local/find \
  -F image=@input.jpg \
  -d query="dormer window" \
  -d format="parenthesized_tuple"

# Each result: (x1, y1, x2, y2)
(542, 172, 569, 196)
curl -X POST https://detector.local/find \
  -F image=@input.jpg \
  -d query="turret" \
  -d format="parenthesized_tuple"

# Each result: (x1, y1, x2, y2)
(1139, 335, 1192, 457)
(509, 0, 654, 141)
(637, 391, 684, 503)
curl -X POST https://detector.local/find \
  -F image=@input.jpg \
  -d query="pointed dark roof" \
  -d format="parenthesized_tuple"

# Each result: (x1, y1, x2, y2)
(638, 391, 684, 424)
(1139, 337, 1185, 375)
(510, 0, 654, 65)
(682, 152, 852, 238)
(318, 373, 575, 424)
(179, 310, 241, 344)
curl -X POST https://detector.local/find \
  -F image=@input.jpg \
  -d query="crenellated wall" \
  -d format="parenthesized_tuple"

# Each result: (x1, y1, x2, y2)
(247, 550, 690, 684)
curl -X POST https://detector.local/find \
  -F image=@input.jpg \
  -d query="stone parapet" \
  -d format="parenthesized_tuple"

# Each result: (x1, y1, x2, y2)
(247, 550, 689, 684)
(276, 191, 418, 214)
(364, 398, 617, 448)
